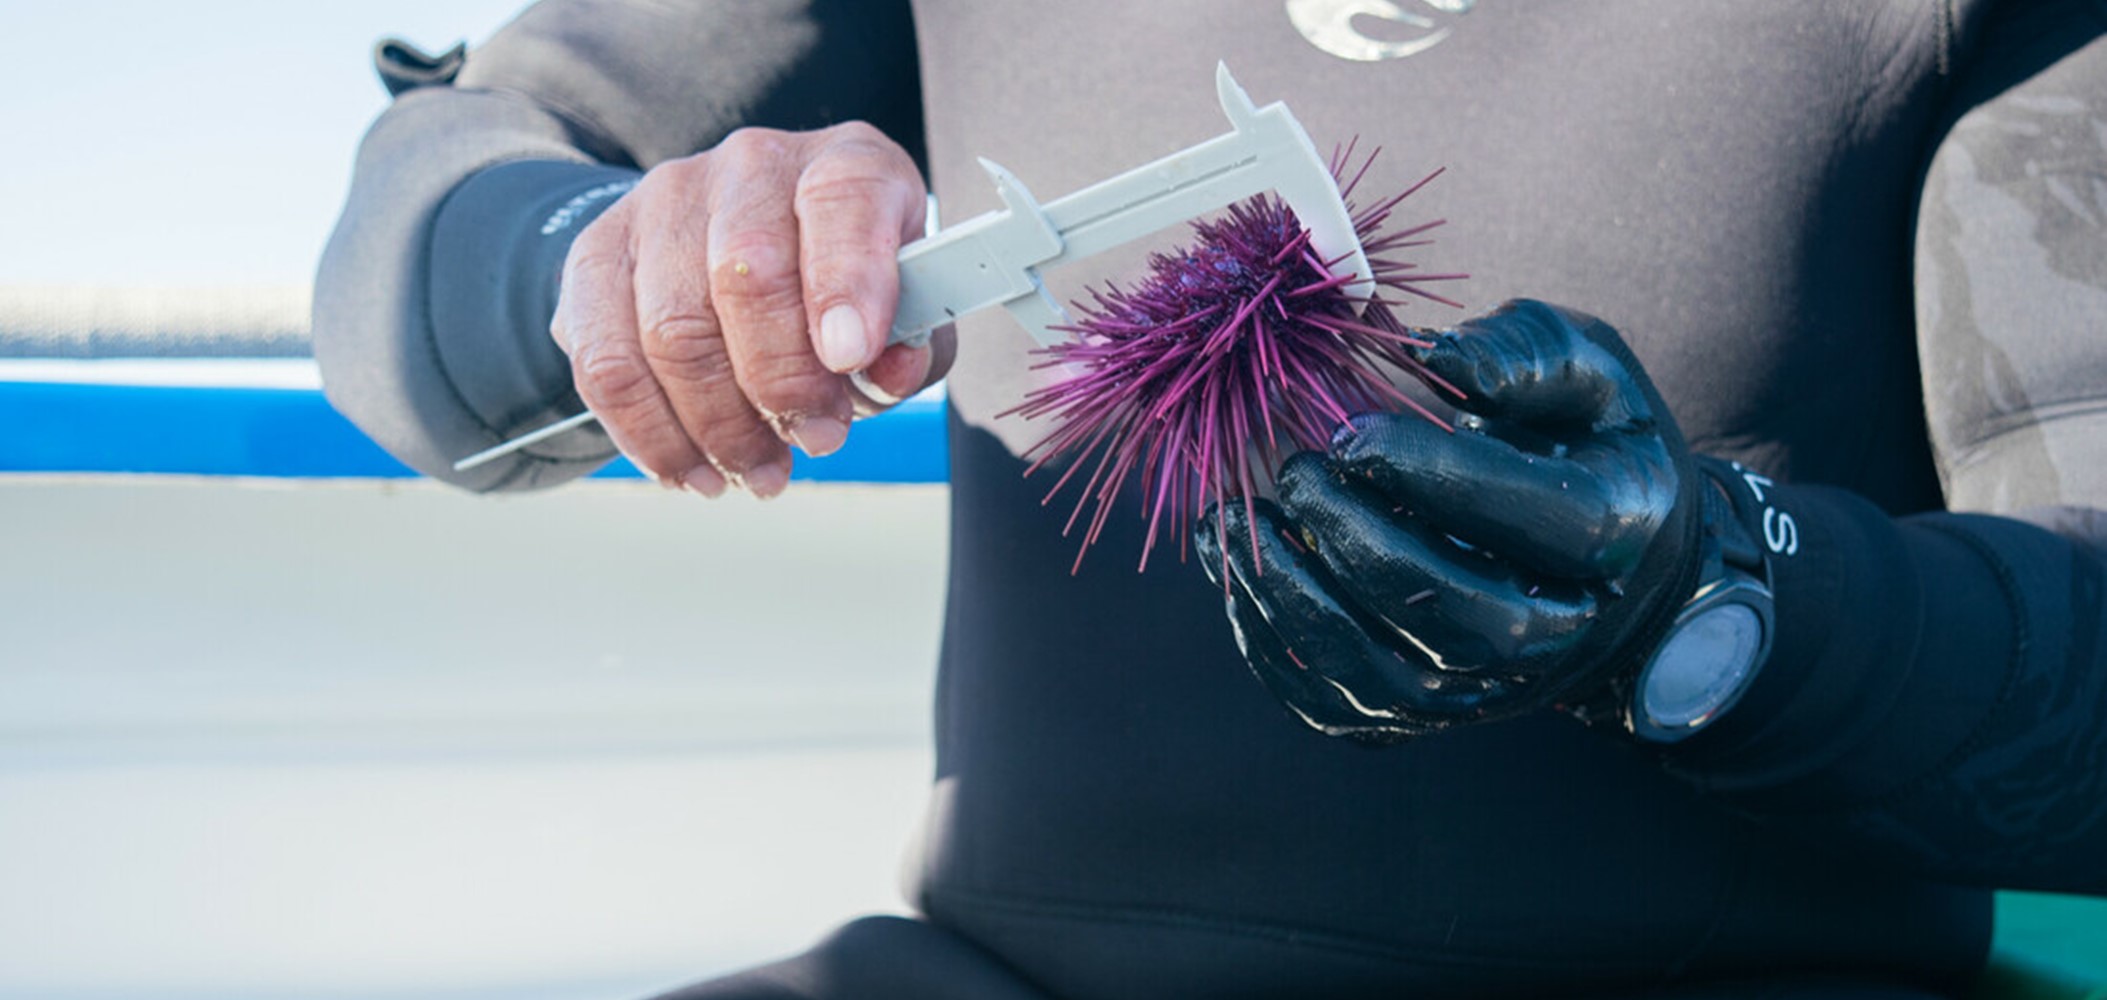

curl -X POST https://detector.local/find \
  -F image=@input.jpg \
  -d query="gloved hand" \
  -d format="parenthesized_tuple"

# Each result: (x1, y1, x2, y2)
(1195, 299, 1706, 741)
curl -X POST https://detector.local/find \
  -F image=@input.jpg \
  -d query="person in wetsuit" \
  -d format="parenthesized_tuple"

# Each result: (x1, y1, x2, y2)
(314, 2, 2107, 997)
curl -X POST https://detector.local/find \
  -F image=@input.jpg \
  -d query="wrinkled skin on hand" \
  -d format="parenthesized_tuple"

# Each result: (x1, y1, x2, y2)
(552, 122, 952, 500)
(1196, 299, 1703, 741)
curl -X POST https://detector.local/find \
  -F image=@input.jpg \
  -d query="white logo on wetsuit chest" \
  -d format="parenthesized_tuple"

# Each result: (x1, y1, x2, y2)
(1285, 0, 1473, 62)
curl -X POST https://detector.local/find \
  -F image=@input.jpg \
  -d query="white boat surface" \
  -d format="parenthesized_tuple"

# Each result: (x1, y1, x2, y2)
(1, 285, 948, 999)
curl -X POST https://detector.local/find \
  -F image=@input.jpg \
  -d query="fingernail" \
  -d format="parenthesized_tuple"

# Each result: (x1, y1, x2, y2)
(818, 305, 867, 373)
(849, 369, 903, 407)
(682, 465, 727, 498)
(787, 416, 848, 458)
(744, 461, 790, 500)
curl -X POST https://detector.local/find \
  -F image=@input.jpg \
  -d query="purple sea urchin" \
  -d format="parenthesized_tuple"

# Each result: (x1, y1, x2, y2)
(1000, 148, 1466, 573)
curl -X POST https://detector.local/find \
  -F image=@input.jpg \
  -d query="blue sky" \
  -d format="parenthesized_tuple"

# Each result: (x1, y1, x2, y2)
(0, 1, 533, 285)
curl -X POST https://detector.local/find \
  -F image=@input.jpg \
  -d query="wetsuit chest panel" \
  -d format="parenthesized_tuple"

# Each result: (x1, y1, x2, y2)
(917, 0, 1950, 512)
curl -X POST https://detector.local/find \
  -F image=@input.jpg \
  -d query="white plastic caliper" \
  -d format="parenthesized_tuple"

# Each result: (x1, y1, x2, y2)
(454, 63, 1369, 472)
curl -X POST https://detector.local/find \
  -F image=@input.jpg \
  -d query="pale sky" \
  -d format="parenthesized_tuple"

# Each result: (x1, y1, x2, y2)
(0, 1, 535, 286)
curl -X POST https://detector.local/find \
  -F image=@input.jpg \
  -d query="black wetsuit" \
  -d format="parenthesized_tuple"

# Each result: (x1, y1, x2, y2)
(314, 2, 2107, 997)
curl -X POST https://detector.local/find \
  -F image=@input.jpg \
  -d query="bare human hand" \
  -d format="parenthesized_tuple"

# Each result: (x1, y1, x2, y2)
(550, 122, 953, 498)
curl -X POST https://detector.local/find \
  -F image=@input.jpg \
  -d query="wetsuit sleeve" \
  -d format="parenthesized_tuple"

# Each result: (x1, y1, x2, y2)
(311, 0, 923, 491)
(1665, 12, 2107, 894)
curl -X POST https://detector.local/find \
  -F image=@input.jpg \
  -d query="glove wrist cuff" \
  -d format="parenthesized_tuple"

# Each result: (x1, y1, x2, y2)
(1565, 457, 1778, 741)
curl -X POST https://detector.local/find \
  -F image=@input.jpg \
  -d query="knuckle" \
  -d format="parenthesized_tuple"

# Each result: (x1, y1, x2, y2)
(642, 327, 746, 424)
(802, 238, 893, 292)
(685, 348, 745, 403)
(561, 236, 630, 288)
(629, 159, 690, 206)
(798, 152, 919, 223)
(648, 149, 713, 185)
(716, 126, 795, 165)
(709, 231, 803, 311)
(804, 131, 913, 182)
(1276, 452, 1333, 495)
(571, 342, 658, 410)
(795, 165, 904, 215)
(741, 344, 838, 417)
(547, 309, 571, 350)
(822, 119, 888, 146)
(640, 313, 727, 369)
(815, 121, 909, 166)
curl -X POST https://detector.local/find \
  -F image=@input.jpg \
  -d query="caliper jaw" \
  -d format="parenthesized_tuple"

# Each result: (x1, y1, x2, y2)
(890, 158, 1069, 348)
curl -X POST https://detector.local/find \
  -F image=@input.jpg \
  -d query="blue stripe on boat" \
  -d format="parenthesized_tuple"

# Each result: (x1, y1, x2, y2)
(0, 382, 949, 483)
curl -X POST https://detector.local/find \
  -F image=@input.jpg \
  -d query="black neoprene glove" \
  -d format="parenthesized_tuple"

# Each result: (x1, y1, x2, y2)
(1196, 299, 1706, 741)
